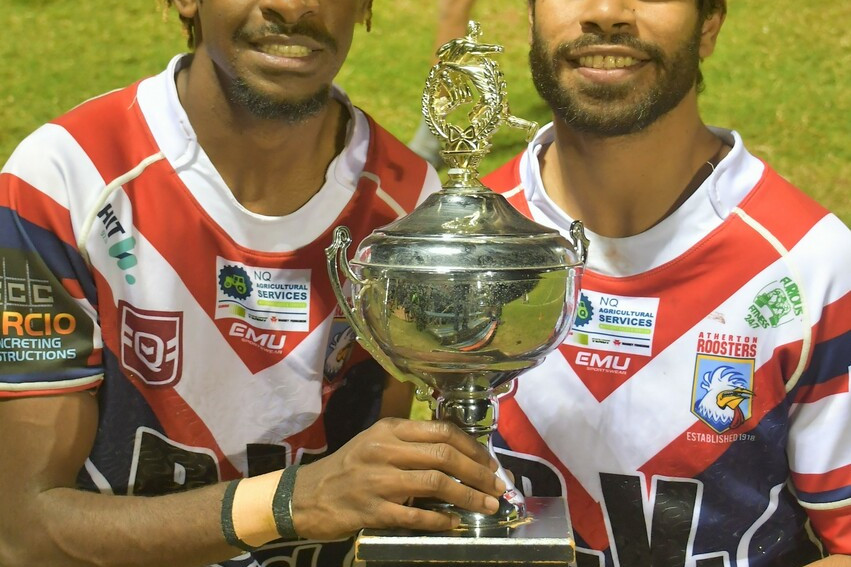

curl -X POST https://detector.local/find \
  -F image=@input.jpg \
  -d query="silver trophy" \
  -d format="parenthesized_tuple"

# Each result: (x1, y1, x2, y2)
(326, 22, 588, 532)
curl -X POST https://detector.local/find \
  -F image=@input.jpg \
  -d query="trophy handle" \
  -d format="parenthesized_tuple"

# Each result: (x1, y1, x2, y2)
(325, 227, 434, 402)
(569, 220, 590, 265)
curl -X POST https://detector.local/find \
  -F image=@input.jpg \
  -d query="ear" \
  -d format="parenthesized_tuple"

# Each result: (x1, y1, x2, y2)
(171, 0, 199, 20)
(527, 1, 535, 45)
(698, 9, 725, 59)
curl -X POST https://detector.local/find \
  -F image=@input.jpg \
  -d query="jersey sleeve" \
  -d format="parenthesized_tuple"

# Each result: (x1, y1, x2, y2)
(0, 125, 104, 397)
(785, 213, 851, 554)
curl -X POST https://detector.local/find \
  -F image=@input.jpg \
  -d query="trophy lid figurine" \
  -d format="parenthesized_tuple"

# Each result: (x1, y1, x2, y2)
(326, 21, 588, 529)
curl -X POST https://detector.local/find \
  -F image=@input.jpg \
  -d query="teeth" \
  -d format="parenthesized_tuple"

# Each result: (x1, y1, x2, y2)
(578, 55, 638, 69)
(259, 44, 311, 57)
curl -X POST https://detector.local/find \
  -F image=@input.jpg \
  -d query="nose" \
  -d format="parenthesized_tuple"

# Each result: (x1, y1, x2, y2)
(577, 0, 636, 36)
(259, 0, 321, 25)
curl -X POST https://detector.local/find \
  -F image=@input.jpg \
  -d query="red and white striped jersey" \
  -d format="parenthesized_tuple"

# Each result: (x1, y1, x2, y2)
(0, 55, 441, 566)
(484, 123, 851, 567)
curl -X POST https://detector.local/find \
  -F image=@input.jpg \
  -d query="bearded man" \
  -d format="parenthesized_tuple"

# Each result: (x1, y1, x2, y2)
(485, 1, 851, 565)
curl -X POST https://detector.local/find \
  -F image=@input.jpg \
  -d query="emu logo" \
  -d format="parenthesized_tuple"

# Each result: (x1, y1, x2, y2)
(575, 351, 631, 371)
(228, 322, 286, 352)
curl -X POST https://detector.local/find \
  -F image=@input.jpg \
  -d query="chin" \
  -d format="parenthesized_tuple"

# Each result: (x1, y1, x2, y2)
(229, 79, 331, 122)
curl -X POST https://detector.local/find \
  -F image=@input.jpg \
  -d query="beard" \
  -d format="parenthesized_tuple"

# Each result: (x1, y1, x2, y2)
(529, 25, 702, 137)
(226, 79, 330, 123)
(227, 19, 337, 123)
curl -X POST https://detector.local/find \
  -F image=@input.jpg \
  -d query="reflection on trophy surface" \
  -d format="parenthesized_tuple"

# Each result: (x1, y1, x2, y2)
(326, 21, 588, 531)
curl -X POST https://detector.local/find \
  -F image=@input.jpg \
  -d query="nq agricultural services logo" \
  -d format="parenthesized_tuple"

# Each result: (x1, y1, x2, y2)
(574, 293, 593, 328)
(218, 265, 253, 300)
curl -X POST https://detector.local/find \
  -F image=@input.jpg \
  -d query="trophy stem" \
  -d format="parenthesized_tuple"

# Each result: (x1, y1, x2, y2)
(430, 394, 526, 528)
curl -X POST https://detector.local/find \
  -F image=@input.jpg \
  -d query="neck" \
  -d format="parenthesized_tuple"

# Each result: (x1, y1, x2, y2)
(540, 92, 724, 237)
(176, 56, 349, 217)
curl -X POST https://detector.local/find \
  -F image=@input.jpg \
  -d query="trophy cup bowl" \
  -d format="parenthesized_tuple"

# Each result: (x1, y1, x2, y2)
(326, 191, 588, 528)
(325, 21, 589, 531)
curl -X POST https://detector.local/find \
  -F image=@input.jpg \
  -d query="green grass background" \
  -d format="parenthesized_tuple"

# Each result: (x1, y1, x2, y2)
(1, 1, 846, 421)
(1, 0, 848, 226)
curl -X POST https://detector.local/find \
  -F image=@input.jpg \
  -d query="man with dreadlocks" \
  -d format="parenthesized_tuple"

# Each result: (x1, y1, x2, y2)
(484, 0, 851, 565)
(0, 1, 508, 566)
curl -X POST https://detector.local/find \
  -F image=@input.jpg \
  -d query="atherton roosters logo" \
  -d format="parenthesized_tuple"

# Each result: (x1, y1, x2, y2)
(691, 355, 755, 433)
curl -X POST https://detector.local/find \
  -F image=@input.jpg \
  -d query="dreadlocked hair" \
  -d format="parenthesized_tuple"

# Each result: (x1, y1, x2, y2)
(162, 0, 196, 49)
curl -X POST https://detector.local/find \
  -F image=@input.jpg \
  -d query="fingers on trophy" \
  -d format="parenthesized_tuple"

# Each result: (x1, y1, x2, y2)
(326, 21, 589, 530)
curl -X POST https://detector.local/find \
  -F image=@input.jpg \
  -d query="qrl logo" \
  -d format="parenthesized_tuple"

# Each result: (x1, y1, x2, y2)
(120, 301, 183, 387)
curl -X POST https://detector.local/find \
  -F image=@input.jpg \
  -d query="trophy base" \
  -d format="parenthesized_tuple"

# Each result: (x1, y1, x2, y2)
(415, 491, 523, 528)
(354, 497, 574, 566)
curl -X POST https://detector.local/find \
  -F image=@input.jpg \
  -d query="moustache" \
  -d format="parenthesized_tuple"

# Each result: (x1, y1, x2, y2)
(554, 34, 664, 63)
(235, 20, 338, 52)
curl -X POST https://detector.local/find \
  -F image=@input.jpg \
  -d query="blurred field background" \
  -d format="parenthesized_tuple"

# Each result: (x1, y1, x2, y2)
(1, 0, 848, 226)
(1, 0, 846, 421)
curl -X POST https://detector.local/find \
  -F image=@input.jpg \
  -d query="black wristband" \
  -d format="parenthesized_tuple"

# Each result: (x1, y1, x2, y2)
(272, 465, 301, 540)
(221, 479, 259, 552)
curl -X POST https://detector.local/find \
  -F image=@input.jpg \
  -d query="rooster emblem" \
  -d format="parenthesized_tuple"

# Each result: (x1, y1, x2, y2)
(324, 326, 356, 380)
(693, 365, 754, 432)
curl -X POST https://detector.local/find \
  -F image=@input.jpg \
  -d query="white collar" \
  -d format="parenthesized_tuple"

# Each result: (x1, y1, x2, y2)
(134, 54, 371, 252)
(516, 123, 765, 276)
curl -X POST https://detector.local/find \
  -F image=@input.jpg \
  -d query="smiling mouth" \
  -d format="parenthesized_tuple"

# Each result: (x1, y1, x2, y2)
(256, 44, 313, 58)
(577, 55, 642, 70)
